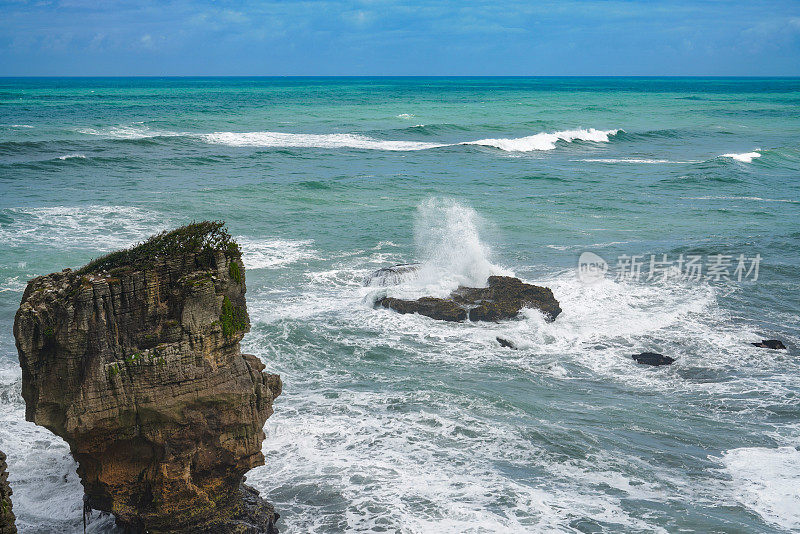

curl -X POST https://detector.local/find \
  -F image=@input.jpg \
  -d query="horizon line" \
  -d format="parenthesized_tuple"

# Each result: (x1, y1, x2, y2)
(2, 75, 800, 79)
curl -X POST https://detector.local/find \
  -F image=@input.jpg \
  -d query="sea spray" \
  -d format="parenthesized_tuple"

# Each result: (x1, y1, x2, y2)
(411, 198, 512, 295)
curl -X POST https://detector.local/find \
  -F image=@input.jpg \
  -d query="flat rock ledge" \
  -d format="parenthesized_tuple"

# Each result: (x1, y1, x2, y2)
(14, 222, 281, 533)
(376, 275, 561, 322)
(0, 450, 16, 534)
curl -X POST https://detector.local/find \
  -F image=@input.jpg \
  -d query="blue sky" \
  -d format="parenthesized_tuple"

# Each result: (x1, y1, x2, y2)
(1, 0, 799, 76)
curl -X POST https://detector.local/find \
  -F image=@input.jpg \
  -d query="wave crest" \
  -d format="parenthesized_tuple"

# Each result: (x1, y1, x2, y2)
(201, 128, 621, 152)
(203, 131, 445, 151)
(720, 151, 761, 163)
(464, 128, 620, 152)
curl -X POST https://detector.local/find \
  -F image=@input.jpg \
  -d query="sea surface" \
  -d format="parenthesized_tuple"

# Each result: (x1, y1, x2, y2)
(0, 77, 799, 533)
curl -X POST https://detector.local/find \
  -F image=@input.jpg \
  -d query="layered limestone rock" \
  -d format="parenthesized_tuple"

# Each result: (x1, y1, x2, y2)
(14, 222, 281, 533)
(377, 275, 562, 323)
(0, 450, 16, 534)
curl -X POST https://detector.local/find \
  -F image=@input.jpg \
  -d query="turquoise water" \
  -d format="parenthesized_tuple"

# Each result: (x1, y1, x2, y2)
(1, 77, 799, 533)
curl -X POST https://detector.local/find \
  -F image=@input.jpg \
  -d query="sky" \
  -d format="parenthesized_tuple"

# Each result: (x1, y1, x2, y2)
(1, 0, 799, 76)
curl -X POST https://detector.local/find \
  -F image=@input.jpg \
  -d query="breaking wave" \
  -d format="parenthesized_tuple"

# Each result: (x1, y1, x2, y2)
(463, 128, 621, 152)
(202, 128, 621, 153)
(76, 125, 187, 140)
(720, 151, 761, 163)
(202, 131, 445, 152)
(580, 158, 697, 164)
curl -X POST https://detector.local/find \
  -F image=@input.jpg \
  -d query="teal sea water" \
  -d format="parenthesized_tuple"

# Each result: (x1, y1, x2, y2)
(1, 77, 799, 533)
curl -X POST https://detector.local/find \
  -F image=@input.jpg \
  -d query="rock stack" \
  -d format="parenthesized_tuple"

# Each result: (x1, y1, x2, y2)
(0, 450, 16, 534)
(14, 222, 281, 533)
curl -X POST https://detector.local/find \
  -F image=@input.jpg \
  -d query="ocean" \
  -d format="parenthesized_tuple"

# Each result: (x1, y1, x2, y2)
(0, 77, 799, 533)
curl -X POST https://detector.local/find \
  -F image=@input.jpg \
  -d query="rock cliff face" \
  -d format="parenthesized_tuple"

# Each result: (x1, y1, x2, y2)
(0, 450, 16, 534)
(14, 222, 281, 533)
(377, 275, 562, 323)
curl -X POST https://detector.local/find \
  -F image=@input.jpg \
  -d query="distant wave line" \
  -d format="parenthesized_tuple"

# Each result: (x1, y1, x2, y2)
(202, 128, 622, 152)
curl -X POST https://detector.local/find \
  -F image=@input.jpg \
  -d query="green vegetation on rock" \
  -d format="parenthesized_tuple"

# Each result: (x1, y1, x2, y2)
(220, 296, 247, 337)
(78, 221, 238, 274)
(229, 261, 243, 285)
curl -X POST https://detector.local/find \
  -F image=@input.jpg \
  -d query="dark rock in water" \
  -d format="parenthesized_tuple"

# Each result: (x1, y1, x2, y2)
(363, 263, 421, 286)
(378, 296, 468, 322)
(496, 337, 516, 349)
(752, 339, 787, 350)
(0, 450, 16, 534)
(14, 222, 281, 533)
(632, 352, 675, 366)
(376, 276, 561, 323)
(455, 277, 562, 322)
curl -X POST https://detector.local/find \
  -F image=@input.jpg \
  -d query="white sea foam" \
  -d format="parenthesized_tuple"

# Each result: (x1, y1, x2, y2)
(77, 125, 185, 140)
(0, 205, 170, 251)
(720, 151, 761, 163)
(202, 131, 445, 151)
(235, 236, 318, 269)
(0, 369, 116, 532)
(246, 386, 667, 533)
(580, 158, 695, 164)
(721, 447, 800, 530)
(0, 276, 26, 293)
(6, 200, 794, 533)
(72, 124, 624, 153)
(56, 153, 86, 160)
(241, 247, 726, 532)
(396, 113, 415, 119)
(201, 128, 621, 153)
(464, 128, 620, 152)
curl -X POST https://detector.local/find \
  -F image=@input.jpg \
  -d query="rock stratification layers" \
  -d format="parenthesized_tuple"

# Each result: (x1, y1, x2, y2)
(0, 450, 16, 534)
(14, 222, 281, 533)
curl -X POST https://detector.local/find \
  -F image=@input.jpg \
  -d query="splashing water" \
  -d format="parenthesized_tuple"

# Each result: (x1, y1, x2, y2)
(410, 198, 512, 296)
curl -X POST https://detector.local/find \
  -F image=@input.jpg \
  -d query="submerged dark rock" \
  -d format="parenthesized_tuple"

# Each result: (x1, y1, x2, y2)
(632, 352, 675, 366)
(496, 337, 516, 349)
(363, 263, 421, 287)
(376, 275, 561, 323)
(0, 450, 16, 534)
(14, 222, 281, 533)
(752, 339, 787, 350)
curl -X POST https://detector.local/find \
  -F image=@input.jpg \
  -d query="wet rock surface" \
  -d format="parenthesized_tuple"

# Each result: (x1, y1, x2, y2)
(496, 337, 517, 349)
(376, 275, 561, 323)
(752, 339, 787, 350)
(363, 263, 421, 287)
(632, 352, 675, 366)
(0, 450, 16, 534)
(14, 222, 281, 533)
